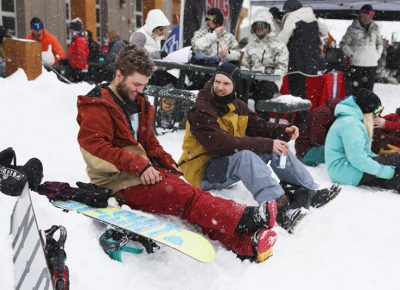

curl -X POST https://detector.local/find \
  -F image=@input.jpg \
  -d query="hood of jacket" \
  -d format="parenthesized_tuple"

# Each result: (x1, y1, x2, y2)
(282, 7, 317, 26)
(334, 96, 363, 121)
(143, 9, 170, 35)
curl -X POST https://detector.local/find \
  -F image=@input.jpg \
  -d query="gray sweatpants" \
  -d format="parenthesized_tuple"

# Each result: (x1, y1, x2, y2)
(201, 150, 318, 203)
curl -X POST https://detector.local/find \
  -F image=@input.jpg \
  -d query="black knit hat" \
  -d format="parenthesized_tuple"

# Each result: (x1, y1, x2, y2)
(283, 0, 303, 12)
(69, 18, 83, 31)
(206, 8, 224, 26)
(360, 4, 374, 14)
(215, 63, 241, 92)
(353, 88, 382, 114)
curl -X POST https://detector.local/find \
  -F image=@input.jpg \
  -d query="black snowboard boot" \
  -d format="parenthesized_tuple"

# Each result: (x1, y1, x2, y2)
(236, 200, 277, 234)
(276, 203, 308, 234)
(311, 184, 341, 208)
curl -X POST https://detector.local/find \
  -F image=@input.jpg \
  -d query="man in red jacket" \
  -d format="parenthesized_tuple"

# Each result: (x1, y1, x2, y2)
(76, 44, 278, 263)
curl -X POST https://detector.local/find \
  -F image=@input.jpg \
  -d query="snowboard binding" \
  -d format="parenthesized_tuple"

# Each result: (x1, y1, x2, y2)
(43, 225, 70, 290)
(99, 228, 160, 262)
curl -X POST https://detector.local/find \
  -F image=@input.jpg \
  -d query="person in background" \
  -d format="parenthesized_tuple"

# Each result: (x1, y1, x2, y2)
(191, 7, 240, 63)
(27, 17, 66, 66)
(241, 10, 288, 107)
(325, 88, 400, 192)
(278, 0, 328, 125)
(66, 18, 89, 82)
(372, 107, 400, 154)
(129, 9, 170, 60)
(179, 63, 341, 233)
(295, 98, 341, 166)
(340, 5, 383, 94)
(0, 25, 8, 77)
(269, 7, 284, 35)
(102, 29, 127, 81)
(76, 44, 279, 263)
(86, 30, 104, 84)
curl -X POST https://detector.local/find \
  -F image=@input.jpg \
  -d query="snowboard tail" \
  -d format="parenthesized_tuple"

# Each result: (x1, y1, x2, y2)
(52, 200, 216, 263)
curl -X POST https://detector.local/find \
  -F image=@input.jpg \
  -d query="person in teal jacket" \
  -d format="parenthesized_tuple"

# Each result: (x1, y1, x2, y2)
(325, 88, 400, 192)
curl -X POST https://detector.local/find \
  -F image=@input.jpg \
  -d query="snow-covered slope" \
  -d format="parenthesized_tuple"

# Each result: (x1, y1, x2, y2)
(1, 69, 400, 290)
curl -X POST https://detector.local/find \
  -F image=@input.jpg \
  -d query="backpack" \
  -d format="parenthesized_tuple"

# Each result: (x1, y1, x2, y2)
(386, 44, 400, 70)
(0, 147, 43, 196)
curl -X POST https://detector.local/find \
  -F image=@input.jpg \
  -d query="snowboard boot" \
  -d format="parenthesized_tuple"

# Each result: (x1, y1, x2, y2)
(311, 184, 341, 208)
(276, 203, 308, 234)
(291, 187, 311, 210)
(251, 227, 277, 263)
(236, 200, 277, 234)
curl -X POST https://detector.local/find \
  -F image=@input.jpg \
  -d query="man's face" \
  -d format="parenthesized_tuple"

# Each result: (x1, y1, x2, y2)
(360, 11, 374, 25)
(213, 73, 234, 97)
(152, 26, 165, 37)
(115, 70, 150, 101)
(207, 20, 218, 30)
(32, 29, 43, 40)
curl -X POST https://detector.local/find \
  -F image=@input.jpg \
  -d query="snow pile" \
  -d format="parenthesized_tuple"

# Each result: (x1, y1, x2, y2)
(1, 68, 400, 290)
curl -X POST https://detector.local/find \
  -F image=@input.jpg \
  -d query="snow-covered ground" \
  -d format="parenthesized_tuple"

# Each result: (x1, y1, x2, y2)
(1, 68, 400, 290)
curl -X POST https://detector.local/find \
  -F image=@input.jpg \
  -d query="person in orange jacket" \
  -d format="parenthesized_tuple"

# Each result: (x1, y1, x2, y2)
(26, 17, 66, 65)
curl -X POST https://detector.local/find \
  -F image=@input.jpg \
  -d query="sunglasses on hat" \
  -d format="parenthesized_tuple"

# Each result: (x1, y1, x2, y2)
(368, 10, 375, 17)
(374, 105, 384, 117)
(205, 14, 217, 23)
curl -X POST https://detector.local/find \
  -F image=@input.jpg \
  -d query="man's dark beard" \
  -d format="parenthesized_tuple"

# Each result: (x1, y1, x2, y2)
(116, 79, 131, 102)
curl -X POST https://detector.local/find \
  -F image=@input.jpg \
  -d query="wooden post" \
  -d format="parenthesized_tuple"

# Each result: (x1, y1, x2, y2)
(4, 38, 42, 80)
(71, 0, 97, 40)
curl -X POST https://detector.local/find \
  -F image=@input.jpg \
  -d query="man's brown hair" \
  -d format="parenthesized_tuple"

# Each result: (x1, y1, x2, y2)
(114, 44, 154, 77)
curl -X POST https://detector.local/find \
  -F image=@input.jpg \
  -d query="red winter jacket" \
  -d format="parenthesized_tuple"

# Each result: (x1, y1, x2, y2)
(77, 85, 177, 193)
(372, 113, 400, 153)
(68, 33, 89, 70)
(295, 98, 341, 158)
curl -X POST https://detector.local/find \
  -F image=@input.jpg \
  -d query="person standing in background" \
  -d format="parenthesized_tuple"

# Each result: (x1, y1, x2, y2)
(340, 4, 383, 94)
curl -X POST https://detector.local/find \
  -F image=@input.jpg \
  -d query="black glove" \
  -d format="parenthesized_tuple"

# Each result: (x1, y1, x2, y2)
(159, 51, 168, 59)
(70, 182, 112, 208)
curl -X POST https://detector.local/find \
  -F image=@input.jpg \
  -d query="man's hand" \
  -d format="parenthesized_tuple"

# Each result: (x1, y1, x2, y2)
(273, 139, 289, 155)
(285, 125, 299, 140)
(374, 117, 386, 128)
(214, 26, 224, 37)
(140, 166, 163, 185)
(219, 47, 228, 59)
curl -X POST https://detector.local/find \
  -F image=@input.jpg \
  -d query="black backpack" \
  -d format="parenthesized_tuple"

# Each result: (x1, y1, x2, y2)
(0, 147, 43, 196)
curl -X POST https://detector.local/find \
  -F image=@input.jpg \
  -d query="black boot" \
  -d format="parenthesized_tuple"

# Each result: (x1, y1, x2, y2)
(236, 200, 277, 234)
(311, 184, 341, 208)
(276, 203, 307, 234)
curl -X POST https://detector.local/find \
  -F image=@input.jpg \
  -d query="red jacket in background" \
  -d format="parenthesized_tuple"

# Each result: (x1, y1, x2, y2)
(295, 98, 341, 158)
(68, 33, 89, 70)
(372, 113, 400, 153)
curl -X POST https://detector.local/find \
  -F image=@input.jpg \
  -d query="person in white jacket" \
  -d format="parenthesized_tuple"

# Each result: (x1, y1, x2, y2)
(340, 4, 383, 93)
(129, 9, 170, 60)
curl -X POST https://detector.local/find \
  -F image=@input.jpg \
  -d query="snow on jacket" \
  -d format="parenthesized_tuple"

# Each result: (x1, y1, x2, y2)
(129, 9, 170, 59)
(340, 19, 383, 67)
(68, 33, 89, 70)
(295, 98, 340, 158)
(77, 84, 176, 193)
(27, 29, 66, 64)
(191, 27, 240, 61)
(241, 10, 288, 74)
(278, 7, 328, 73)
(325, 97, 395, 185)
(178, 80, 291, 187)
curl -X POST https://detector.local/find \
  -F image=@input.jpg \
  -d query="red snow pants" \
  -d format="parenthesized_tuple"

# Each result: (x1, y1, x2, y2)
(114, 168, 255, 257)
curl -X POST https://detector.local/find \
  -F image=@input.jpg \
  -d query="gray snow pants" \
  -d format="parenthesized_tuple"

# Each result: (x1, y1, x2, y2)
(201, 150, 318, 203)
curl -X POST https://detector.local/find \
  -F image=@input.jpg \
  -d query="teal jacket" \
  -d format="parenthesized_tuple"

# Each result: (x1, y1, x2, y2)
(325, 97, 395, 185)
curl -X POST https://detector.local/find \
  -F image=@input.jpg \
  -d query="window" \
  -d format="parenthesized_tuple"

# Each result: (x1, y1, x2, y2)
(134, 0, 142, 29)
(65, 0, 71, 42)
(0, 0, 16, 36)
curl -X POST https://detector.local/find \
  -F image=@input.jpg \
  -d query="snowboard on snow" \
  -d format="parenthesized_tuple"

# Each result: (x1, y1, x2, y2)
(10, 185, 53, 290)
(52, 200, 216, 263)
